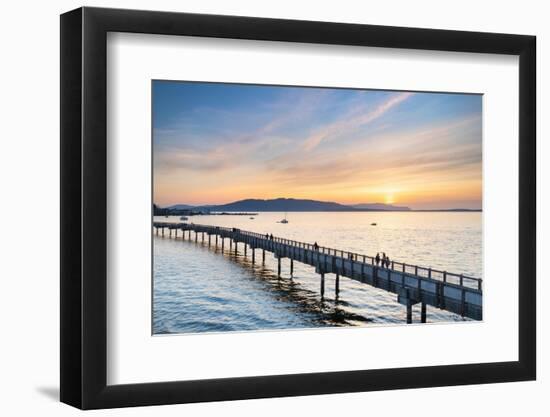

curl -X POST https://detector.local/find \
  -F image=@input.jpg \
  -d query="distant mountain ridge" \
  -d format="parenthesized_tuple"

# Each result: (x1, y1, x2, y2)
(167, 204, 197, 210)
(208, 198, 355, 212)
(167, 198, 413, 212)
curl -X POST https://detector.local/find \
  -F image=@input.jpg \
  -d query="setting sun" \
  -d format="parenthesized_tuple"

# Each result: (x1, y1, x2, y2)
(384, 194, 395, 205)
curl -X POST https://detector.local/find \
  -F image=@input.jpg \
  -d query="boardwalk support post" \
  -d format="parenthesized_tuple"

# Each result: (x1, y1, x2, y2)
(335, 274, 340, 297)
(252, 248, 255, 264)
(320, 272, 325, 298)
(277, 257, 281, 278)
(234, 241, 237, 255)
(421, 302, 427, 323)
(244, 244, 247, 257)
(406, 303, 412, 324)
(262, 249, 265, 263)
(221, 237, 224, 250)
(290, 259, 294, 277)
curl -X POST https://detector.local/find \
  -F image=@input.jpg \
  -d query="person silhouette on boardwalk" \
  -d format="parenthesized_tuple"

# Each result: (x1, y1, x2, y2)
(270, 234, 274, 240)
(375, 252, 381, 266)
(314, 242, 319, 251)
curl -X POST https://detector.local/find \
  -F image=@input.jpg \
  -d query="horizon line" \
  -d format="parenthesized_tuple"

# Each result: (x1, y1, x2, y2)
(154, 197, 482, 211)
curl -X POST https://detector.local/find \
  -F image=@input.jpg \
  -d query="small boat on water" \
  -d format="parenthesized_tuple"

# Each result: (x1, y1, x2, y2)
(279, 212, 289, 224)
(249, 217, 254, 220)
(180, 216, 188, 221)
(371, 222, 377, 226)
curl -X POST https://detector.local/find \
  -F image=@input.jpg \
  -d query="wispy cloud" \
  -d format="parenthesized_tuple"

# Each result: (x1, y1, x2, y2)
(302, 92, 413, 151)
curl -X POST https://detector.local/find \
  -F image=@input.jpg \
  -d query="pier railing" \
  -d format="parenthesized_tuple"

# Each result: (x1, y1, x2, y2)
(154, 222, 482, 291)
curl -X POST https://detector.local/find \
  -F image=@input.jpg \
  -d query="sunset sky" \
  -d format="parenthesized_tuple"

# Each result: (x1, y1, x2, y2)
(153, 81, 482, 210)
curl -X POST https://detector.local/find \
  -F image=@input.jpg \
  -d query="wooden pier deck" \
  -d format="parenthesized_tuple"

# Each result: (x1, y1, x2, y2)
(153, 222, 483, 323)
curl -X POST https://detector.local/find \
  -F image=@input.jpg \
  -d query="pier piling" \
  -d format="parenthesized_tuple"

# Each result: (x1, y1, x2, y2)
(320, 273, 325, 298)
(421, 302, 427, 323)
(335, 274, 340, 297)
(406, 303, 413, 324)
(277, 257, 281, 278)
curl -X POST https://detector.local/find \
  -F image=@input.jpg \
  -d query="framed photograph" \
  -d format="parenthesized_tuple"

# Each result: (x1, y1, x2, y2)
(60, 7, 536, 409)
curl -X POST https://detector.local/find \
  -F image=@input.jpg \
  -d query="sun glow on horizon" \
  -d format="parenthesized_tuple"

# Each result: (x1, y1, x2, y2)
(384, 194, 395, 205)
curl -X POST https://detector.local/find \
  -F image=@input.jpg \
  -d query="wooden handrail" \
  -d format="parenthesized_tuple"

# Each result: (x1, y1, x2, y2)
(153, 221, 482, 289)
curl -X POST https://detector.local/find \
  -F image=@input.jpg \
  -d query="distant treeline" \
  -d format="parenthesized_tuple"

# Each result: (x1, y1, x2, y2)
(153, 204, 208, 216)
(153, 204, 260, 217)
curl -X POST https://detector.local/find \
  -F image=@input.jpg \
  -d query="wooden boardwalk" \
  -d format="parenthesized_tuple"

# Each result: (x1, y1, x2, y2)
(153, 222, 483, 323)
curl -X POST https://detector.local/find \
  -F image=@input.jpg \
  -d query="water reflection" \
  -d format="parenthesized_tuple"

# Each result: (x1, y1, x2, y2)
(155, 235, 372, 334)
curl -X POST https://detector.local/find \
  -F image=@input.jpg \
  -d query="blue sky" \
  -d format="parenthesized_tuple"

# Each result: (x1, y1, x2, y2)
(153, 81, 482, 209)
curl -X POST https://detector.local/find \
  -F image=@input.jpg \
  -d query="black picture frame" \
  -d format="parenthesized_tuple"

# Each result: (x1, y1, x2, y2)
(60, 6, 536, 410)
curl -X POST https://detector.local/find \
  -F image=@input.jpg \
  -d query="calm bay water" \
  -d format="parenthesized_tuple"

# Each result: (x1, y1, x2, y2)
(153, 212, 482, 334)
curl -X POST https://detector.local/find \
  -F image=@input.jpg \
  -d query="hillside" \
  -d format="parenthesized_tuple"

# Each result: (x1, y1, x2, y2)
(208, 198, 356, 212)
